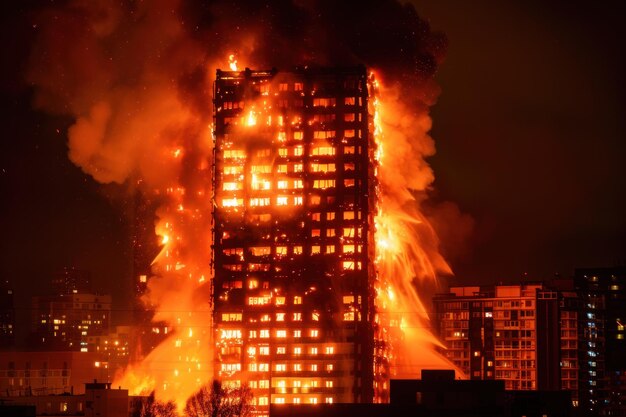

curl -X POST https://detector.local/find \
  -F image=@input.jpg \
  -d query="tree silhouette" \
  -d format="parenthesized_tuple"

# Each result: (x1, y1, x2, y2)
(184, 380, 254, 417)
(137, 392, 178, 417)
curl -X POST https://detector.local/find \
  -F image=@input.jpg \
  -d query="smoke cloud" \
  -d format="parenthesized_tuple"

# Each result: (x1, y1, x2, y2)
(27, 0, 463, 406)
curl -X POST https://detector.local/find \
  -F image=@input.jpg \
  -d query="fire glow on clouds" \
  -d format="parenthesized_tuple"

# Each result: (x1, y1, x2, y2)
(27, 0, 468, 408)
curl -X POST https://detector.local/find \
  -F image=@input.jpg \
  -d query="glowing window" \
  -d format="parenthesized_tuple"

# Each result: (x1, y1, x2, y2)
(249, 330, 257, 338)
(311, 229, 321, 237)
(221, 313, 242, 322)
(222, 182, 242, 191)
(313, 98, 336, 107)
(260, 330, 270, 338)
(294, 163, 304, 172)
(294, 131, 303, 140)
(275, 296, 286, 306)
(345, 129, 356, 137)
(312, 312, 320, 321)
(326, 212, 336, 220)
(293, 363, 302, 372)
(294, 347, 302, 355)
(223, 149, 246, 159)
(279, 83, 288, 91)
(344, 163, 355, 171)
(343, 212, 355, 220)
(311, 146, 335, 156)
(344, 97, 356, 105)
(251, 247, 271, 256)
(343, 261, 355, 270)
(222, 198, 243, 207)
(274, 397, 285, 404)
(276, 196, 289, 206)
(325, 346, 334, 355)
(313, 130, 336, 139)
(276, 330, 287, 338)
(277, 180, 289, 189)
(251, 164, 271, 174)
(294, 146, 304, 156)
(310, 195, 321, 205)
(277, 164, 287, 173)
(311, 364, 318, 371)
(294, 296, 302, 305)
(313, 179, 335, 189)
(344, 113, 356, 122)
(309, 398, 318, 404)
(343, 295, 354, 304)
(293, 180, 304, 188)
(294, 330, 302, 338)
(293, 398, 301, 404)
(294, 196, 303, 205)
(251, 178, 271, 190)
(258, 397, 269, 406)
(294, 82, 303, 91)
(256, 149, 271, 157)
(276, 246, 287, 256)
(343, 312, 355, 321)
(310, 347, 318, 355)
(312, 213, 321, 221)
(326, 364, 333, 371)
(277, 346, 286, 354)
(311, 246, 321, 254)
(326, 245, 335, 253)
(293, 246, 303, 255)
(325, 397, 333, 404)
(293, 312, 302, 321)
(310, 329, 319, 338)
(259, 380, 269, 389)
(220, 329, 242, 339)
(249, 197, 270, 207)
(343, 245, 355, 254)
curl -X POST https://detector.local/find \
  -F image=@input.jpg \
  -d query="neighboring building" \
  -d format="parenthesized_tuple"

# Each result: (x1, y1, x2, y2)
(432, 283, 577, 402)
(31, 293, 111, 352)
(271, 370, 571, 417)
(86, 325, 132, 378)
(212, 66, 377, 415)
(0, 280, 15, 349)
(575, 267, 626, 416)
(0, 351, 104, 396)
(1, 381, 129, 417)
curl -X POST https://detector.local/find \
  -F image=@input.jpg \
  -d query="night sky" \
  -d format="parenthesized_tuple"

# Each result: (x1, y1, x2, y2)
(1, 1, 624, 340)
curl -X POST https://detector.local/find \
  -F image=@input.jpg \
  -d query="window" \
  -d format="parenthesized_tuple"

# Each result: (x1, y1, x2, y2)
(310, 329, 319, 338)
(311, 146, 335, 156)
(275, 364, 286, 372)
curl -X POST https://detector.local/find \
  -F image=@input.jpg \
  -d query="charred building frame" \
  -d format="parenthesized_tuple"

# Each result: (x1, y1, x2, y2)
(212, 66, 381, 414)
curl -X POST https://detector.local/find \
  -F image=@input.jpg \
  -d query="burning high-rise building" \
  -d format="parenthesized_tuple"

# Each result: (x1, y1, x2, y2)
(212, 66, 379, 414)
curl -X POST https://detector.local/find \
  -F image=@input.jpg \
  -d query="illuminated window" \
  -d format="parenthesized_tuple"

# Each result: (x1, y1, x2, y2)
(344, 113, 356, 122)
(259, 346, 269, 355)
(294, 363, 302, 372)
(310, 347, 318, 355)
(251, 247, 271, 256)
(311, 364, 318, 371)
(312, 212, 321, 221)
(294, 146, 304, 156)
(276, 330, 287, 338)
(294, 296, 302, 305)
(276, 196, 289, 206)
(258, 397, 269, 406)
(293, 312, 302, 321)
(279, 83, 289, 91)
(310, 195, 321, 205)
(344, 97, 356, 105)
(294, 246, 303, 254)
(294, 163, 304, 172)
(311, 146, 335, 156)
(293, 398, 301, 404)
(251, 164, 271, 173)
(294, 131, 303, 140)
(345, 129, 356, 137)
(275, 297, 286, 305)
(274, 397, 285, 404)
(325, 346, 334, 355)
(344, 162, 355, 171)
(294, 82, 303, 91)
(312, 312, 320, 321)
(221, 313, 242, 322)
(223, 149, 246, 159)
(277, 164, 287, 173)
(326, 212, 336, 220)
(220, 329, 242, 339)
(275, 364, 286, 372)
(278, 148, 288, 157)
(276, 246, 287, 256)
(259, 380, 269, 389)
(309, 398, 318, 404)
(249, 330, 257, 338)
(326, 364, 333, 371)
(343, 295, 354, 304)
(222, 182, 242, 191)
(325, 397, 333, 404)
(294, 347, 302, 355)
(294, 196, 303, 205)
(344, 146, 356, 154)
(310, 329, 319, 338)
(343, 245, 355, 253)
(311, 246, 321, 254)
(276, 346, 286, 354)
(224, 165, 243, 175)
(313, 98, 336, 107)
(313, 179, 336, 189)
(249, 197, 271, 207)
(276, 313, 285, 322)
(325, 380, 334, 388)
(343, 312, 355, 321)
(260, 330, 270, 338)
(222, 198, 243, 207)
(343, 261, 355, 270)
(294, 330, 302, 338)
(326, 245, 335, 254)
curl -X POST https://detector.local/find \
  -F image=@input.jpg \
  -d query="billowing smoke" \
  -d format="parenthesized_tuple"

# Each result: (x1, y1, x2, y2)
(27, 0, 460, 407)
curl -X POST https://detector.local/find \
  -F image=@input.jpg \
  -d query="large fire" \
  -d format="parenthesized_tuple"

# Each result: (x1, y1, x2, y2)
(27, 0, 461, 412)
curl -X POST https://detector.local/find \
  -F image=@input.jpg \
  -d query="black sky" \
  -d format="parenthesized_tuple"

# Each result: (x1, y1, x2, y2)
(1, 1, 625, 338)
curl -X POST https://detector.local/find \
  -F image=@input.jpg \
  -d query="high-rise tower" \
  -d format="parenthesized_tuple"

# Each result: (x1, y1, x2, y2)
(212, 66, 378, 415)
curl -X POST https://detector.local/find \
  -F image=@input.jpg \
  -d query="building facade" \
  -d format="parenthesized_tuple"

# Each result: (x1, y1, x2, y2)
(0, 280, 15, 349)
(575, 267, 626, 416)
(31, 293, 111, 352)
(432, 283, 578, 403)
(212, 66, 378, 415)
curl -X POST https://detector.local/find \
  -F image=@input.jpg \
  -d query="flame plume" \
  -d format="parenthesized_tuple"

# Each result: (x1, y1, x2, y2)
(26, 0, 465, 410)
